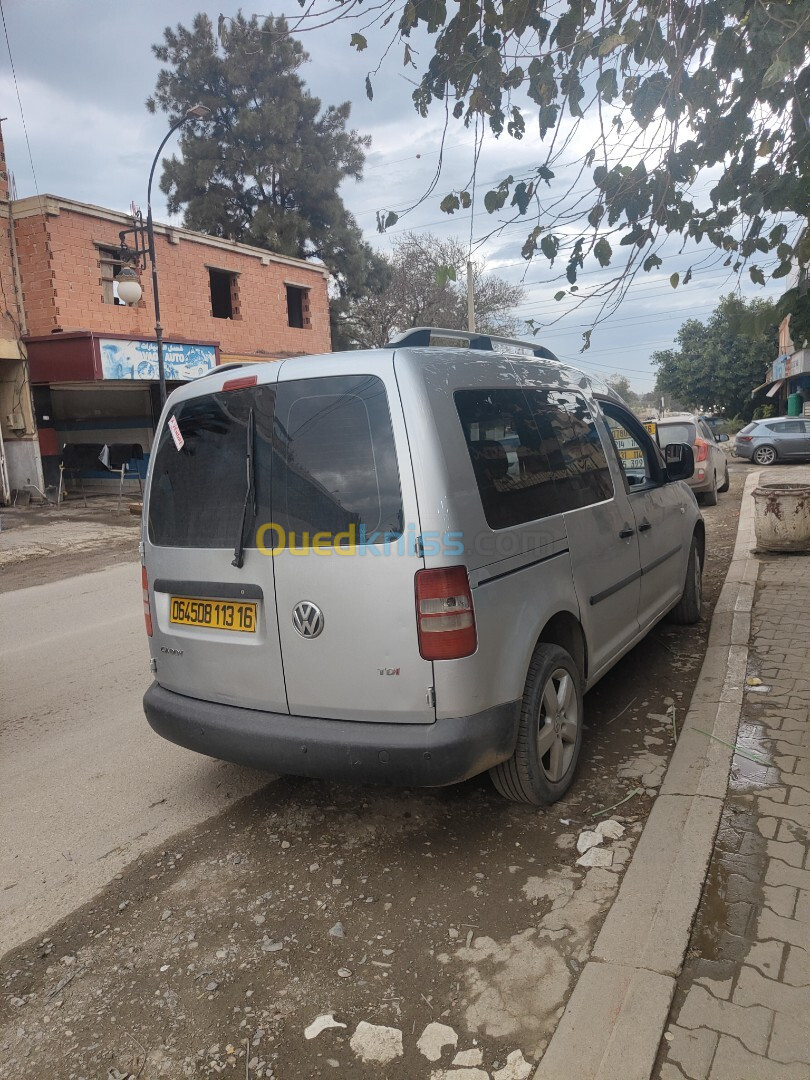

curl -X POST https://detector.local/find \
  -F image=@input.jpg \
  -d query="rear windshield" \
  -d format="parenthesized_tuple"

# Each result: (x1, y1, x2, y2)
(148, 375, 403, 548)
(148, 385, 274, 548)
(274, 375, 403, 542)
(739, 423, 757, 434)
(657, 422, 696, 446)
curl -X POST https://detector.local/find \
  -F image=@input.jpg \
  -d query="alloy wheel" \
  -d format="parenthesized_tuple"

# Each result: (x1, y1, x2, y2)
(753, 446, 776, 466)
(536, 668, 579, 783)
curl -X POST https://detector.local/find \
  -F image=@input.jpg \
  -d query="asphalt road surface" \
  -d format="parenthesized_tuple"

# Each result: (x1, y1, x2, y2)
(0, 563, 269, 954)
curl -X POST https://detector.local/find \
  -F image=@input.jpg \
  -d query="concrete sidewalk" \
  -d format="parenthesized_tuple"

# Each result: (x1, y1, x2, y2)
(535, 465, 810, 1080)
(656, 470, 810, 1078)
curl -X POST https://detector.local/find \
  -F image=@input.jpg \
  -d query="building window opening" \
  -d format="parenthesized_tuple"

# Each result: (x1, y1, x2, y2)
(100, 247, 126, 305)
(286, 284, 310, 329)
(209, 268, 237, 319)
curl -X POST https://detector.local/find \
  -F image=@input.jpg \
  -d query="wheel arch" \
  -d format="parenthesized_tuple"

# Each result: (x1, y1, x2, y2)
(535, 610, 588, 686)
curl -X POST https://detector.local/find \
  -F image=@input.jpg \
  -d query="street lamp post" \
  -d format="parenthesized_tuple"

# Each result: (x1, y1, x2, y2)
(116, 104, 210, 412)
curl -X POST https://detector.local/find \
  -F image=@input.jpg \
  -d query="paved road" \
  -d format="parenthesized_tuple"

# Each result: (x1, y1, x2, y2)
(0, 562, 270, 953)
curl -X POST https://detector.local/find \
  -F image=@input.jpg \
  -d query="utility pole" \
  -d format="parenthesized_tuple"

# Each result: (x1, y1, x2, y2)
(466, 259, 475, 332)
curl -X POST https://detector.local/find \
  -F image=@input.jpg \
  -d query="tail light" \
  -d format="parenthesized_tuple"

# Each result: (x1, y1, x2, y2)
(415, 566, 476, 660)
(694, 438, 710, 462)
(737, 435, 753, 443)
(142, 565, 153, 637)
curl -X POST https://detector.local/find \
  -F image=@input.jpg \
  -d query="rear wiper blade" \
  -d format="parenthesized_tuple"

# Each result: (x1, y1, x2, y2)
(232, 407, 256, 569)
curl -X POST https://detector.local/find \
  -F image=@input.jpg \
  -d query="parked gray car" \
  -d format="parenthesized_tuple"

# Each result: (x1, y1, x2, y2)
(141, 328, 703, 805)
(734, 418, 810, 466)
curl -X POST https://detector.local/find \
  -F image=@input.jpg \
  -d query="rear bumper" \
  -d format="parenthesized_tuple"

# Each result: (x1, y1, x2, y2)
(143, 683, 521, 788)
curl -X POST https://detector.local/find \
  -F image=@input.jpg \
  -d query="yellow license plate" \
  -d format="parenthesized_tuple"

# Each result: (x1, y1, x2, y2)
(169, 596, 257, 633)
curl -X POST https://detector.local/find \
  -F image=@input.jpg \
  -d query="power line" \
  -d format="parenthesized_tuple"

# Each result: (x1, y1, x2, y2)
(0, 0, 39, 198)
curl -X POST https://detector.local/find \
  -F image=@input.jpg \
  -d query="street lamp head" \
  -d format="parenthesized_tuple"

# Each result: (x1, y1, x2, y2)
(186, 103, 211, 120)
(115, 265, 143, 307)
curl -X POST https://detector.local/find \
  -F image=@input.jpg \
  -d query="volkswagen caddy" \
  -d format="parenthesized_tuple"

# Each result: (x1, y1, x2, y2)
(142, 328, 702, 805)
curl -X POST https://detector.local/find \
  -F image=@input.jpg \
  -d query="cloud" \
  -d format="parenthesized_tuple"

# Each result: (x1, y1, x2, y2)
(0, 0, 785, 392)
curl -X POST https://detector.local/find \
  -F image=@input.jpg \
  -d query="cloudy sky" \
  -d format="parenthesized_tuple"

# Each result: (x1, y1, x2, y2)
(1, 0, 787, 393)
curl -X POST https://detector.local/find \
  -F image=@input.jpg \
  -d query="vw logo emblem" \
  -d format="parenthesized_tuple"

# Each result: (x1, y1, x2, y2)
(292, 601, 324, 639)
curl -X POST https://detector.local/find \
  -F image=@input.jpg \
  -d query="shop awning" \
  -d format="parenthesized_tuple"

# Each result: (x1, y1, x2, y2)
(752, 378, 784, 397)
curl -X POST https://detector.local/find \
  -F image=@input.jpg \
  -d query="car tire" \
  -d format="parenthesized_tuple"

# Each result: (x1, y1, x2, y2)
(668, 536, 703, 625)
(699, 470, 718, 506)
(490, 644, 583, 806)
(717, 464, 730, 493)
(753, 445, 777, 466)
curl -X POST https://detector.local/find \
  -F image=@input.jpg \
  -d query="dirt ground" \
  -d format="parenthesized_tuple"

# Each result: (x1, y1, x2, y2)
(0, 466, 753, 1080)
(0, 496, 140, 593)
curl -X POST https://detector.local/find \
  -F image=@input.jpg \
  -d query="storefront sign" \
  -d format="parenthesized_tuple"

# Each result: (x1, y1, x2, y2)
(99, 339, 217, 381)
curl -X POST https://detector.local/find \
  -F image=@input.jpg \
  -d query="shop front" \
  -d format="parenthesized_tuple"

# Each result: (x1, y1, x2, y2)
(26, 331, 219, 490)
(756, 349, 810, 417)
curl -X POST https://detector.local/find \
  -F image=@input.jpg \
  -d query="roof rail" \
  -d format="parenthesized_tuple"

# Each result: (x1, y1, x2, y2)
(385, 326, 560, 363)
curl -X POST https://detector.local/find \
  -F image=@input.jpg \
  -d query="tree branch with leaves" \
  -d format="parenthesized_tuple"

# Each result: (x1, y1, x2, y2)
(261, 0, 809, 348)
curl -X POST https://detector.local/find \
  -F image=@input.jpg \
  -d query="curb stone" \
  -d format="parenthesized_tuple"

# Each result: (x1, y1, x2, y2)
(533, 471, 763, 1080)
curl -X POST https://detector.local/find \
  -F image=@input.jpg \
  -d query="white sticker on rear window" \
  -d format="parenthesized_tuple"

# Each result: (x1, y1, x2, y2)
(168, 415, 184, 451)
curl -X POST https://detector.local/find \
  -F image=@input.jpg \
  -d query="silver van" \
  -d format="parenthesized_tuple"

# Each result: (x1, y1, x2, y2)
(141, 328, 702, 805)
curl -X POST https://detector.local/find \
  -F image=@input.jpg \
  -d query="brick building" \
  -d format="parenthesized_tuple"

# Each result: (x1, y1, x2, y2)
(0, 122, 331, 498)
(0, 129, 41, 500)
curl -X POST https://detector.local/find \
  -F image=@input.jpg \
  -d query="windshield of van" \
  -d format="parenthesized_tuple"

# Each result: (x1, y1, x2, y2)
(148, 375, 403, 548)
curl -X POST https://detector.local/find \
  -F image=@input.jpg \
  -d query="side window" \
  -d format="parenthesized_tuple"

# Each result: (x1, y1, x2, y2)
(454, 388, 560, 529)
(702, 421, 716, 442)
(601, 402, 665, 490)
(454, 387, 613, 530)
(526, 389, 614, 511)
(771, 420, 806, 433)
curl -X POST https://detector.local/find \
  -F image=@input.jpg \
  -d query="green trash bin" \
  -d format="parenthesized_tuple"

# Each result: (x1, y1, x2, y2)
(787, 391, 803, 416)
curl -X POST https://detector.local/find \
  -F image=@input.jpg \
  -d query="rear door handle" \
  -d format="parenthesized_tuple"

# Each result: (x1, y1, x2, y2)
(638, 521, 653, 532)
(619, 527, 635, 539)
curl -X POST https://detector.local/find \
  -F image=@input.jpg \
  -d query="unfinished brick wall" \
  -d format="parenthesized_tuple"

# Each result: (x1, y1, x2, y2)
(13, 197, 332, 357)
(0, 131, 22, 344)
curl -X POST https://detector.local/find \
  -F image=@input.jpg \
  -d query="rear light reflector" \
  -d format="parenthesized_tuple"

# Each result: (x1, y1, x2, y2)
(694, 438, 709, 462)
(142, 565, 153, 637)
(222, 374, 258, 392)
(415, 566, 476, 660)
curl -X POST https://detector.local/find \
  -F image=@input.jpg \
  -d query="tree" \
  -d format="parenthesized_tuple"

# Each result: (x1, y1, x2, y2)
(147, 12, 388, 339)
(342, 232, 526, 349)
(312, 0, 809, 345)
(605, 374, 639, 410)
(651, 295, 778, 419)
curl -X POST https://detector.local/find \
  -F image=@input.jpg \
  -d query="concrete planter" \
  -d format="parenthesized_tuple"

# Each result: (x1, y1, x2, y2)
(752, 483, 810, 552)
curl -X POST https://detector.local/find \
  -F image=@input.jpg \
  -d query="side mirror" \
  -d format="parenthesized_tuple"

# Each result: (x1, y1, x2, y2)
(665, 442, 695, 482)
(715, 433, 729, 443)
